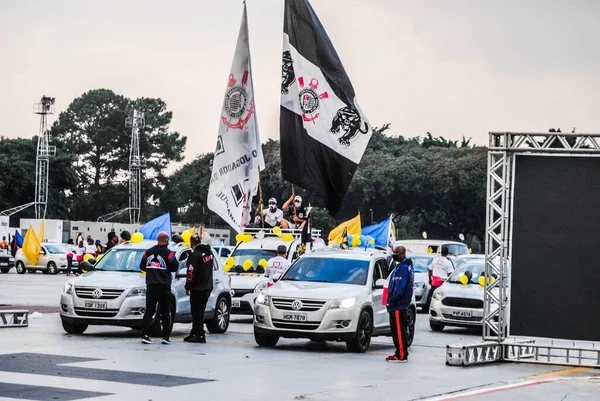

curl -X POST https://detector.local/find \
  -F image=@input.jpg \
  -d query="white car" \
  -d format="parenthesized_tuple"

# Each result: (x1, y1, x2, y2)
(15, 243, 69, 275)
(59, 240, 232, 336)
(212, 245, 234, 261)
(253, 248, 417, 353)
(409, 253, 436, 312)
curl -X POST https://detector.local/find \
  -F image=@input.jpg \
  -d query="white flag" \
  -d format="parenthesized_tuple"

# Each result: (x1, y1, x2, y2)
(208, 3, 265, 233)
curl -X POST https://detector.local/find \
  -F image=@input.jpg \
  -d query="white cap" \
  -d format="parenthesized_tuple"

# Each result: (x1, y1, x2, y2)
(294, 195, 302, 203)
(268, 198, 277, 204)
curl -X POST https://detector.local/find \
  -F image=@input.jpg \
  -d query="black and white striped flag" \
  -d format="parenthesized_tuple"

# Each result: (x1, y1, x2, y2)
(280, 0, 372, 216)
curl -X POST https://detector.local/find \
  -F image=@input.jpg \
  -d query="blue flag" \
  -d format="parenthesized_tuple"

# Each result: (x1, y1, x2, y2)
(14, 230, 24, 247)
(140, 213, 171, 241)
(362, 217, 393, 248)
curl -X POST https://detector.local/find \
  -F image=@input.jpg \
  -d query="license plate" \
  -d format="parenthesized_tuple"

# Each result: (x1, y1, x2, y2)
(232, 299, 241, 308)
(0, 263, 7, 266)
(452, 310, 472, 318)
(84, 301, 107, 310)
(283, 313, 307, 322)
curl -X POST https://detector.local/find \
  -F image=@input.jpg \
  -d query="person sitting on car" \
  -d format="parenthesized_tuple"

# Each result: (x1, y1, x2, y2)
(283, 194, 308, 230)
(259, 198, 289, 229)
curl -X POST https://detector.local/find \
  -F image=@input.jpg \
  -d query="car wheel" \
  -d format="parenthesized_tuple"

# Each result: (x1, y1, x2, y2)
(61, 320, 88, 334)
(27, 269, 36, 274)
(0, 268, 10, 274)
(406, 308, 416, 347)
(346, 310, 373, 353)
(47, 262, 58, 275)
(15, 262, 26, 274)
(430, 320, 445, 332)
(254, 328, 279, 347)
(206, 297, 230, 334)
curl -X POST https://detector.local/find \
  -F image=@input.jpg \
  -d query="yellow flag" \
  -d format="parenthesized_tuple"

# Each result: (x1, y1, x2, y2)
(185, 226, 195, 237)
(37, 220, 45, 243)
(22, 225, 41, 266)
(328, 214, 361, 246)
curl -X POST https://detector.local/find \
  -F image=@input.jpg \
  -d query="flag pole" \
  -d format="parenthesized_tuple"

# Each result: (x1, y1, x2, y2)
(258, 167, 264, 229)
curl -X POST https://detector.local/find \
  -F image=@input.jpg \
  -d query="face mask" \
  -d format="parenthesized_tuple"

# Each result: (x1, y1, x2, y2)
(269, 205, 277, 211)
(294, 202, 301, 208)
(393, 254, 402, 262)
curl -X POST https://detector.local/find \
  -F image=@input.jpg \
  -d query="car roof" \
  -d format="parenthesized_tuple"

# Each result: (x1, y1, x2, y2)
(235, 236, 298, 250)
(407, 252, 436, 258)
(397, 239, 465, 245)
(308, 248, 384, 261)
(110, 240, 190, 253)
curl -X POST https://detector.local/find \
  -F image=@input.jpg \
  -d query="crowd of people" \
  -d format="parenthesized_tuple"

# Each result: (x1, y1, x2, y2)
(250, 192, 310, 230)
(65, 230, 133, 276)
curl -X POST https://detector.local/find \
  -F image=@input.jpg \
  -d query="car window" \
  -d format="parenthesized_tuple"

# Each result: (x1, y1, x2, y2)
(411, 256, 434, 273)
(46, 245, 67, 254)
(213, 251, 221, 271)
(283, 257, 370, 286)
(94, 249, 145, 272)
(230, 248, 278, 273)
(448, 262, 485, 284)
(374, 259, 386, 282)
(221, 248, 231, 257)
(444, 244, 469, 256)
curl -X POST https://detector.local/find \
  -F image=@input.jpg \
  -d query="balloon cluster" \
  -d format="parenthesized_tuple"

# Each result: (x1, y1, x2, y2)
(478, 276, 496, 287)
(224, 257, 235, 272)
(273, 226, 294, 242)
(459, 274, 469, 285)
(332, 234, 376, 249)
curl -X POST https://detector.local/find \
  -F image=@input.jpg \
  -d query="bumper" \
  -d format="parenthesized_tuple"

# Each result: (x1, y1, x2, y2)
(0, 261, 15, 268)
(231, 293, 257, 315)
(59, 292, 147, 327)
(429, 298, 483, 327)
(414, 285, 429, 307)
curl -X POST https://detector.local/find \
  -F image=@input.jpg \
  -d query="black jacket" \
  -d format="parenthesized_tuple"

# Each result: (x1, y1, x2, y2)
(140, 244, 179, 286)
(185, 244, 214, 292)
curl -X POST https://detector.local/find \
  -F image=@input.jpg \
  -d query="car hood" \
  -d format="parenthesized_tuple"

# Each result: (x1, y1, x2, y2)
(265, 280, 365, 300)
(230, 274, 266, 290)
(440, 282, 485, 299)
(414, 272, 429, 285)
(72, 271, 146, 289)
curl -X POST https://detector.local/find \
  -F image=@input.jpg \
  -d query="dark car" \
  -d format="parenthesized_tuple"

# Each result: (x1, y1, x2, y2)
(0, 252, 16, 273)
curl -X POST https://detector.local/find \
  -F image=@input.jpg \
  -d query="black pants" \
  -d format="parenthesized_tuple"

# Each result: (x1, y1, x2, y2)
(426, 284, 441, 309)
(190, 290, 211, 336)
(66, 256, 73, 275)
(389, 309, 410, 360)
(142, 284, 172, 339)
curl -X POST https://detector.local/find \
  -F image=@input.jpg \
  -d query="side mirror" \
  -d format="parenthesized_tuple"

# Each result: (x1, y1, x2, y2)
(273, 272, 282, 283)
(374, 278, 387, 289)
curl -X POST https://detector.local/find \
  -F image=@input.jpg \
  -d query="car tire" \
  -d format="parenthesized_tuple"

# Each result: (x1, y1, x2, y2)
(42, 269, 49, 275)
(254, 329, 279, 347)
(346, 310, 373, 353)
(206, 297, 230, 334)
(430, 320, 445, 332)
(62, 320, 88, 334)
(15, 262, 26, 274)
(406, 308, 416, 347)
(27, 269, 36, 274)
(0, 268, 10, 274)
(47, 262, 58, 275)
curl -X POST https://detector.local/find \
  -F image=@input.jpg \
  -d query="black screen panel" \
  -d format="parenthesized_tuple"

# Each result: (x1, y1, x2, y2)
(511, 155, 600, 342)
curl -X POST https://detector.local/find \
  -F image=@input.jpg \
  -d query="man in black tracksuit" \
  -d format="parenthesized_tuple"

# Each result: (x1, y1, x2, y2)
(139, 232, 179, 345)
(184, 234, 214, 343)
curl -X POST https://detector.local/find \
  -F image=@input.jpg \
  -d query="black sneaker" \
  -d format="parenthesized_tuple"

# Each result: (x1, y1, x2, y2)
(187, 335, 206, 343)
(141, 335, 153, 344)
(161, 338, 171, 345)
(183, 334, 194, 342)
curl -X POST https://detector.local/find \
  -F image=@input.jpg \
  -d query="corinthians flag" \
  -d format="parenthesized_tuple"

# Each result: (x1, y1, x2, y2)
(280, 0, 372, 216)
(208, 3, 265, 232)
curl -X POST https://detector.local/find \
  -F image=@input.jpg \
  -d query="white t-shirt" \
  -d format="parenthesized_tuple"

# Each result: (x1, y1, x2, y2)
(428, 256, 455, 279)
(265, 256, 291, 284)
(262, 208, 284, 227)
(85, 244, 96, 254)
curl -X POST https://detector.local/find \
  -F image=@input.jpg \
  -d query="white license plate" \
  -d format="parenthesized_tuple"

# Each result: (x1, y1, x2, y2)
(84, 301, 107, 310)
(0, 263, 7, 266)
(452, 310, 472, 318)
(232, 299, 241, 308)
(283, 313, 307, 322)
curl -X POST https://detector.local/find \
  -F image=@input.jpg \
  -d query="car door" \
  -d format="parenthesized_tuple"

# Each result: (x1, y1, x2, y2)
(173, 249, 192, 321)
(207, 250, 227, 314)
(372, 258, 389, 331)
(37, 246, 50, 269)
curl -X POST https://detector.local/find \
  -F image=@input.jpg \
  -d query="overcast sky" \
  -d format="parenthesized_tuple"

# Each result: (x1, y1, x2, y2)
(1, 0, 599, 165)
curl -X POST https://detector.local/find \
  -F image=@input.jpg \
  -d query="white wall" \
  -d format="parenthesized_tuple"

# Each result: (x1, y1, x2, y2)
(19, 219, 63, 243)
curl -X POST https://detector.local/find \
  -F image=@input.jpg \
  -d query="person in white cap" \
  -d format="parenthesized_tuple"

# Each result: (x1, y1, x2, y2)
(283, 193, 308, 230)
(260, 198, 289, 229)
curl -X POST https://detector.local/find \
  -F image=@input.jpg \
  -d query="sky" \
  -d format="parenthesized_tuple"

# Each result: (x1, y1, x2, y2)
(1, 0, 600, 166)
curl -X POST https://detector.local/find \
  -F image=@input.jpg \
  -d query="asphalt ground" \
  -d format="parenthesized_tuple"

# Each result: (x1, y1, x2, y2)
(0, 270, 598, 401)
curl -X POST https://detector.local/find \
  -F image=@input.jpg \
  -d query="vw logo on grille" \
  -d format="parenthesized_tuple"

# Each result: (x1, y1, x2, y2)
(291, 300, 303, 311)
(92, 289, 103, 299)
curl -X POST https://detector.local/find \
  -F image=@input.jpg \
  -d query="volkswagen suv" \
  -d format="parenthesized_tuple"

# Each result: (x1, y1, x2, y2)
(253, 248, 417, 353)
(59, 240, 232, 336)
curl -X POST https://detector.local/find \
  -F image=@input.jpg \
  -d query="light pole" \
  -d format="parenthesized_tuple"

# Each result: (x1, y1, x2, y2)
(369, 209, 373, 225)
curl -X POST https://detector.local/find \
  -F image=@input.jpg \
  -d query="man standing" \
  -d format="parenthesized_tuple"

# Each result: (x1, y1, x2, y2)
(264, 245, 291, 286)
(139, 232, 179, 345)
(105, 232, 118, 253)
(184, 234, 214, 343)
(386, 245, 414, 363)
(426, 247, 455, 311)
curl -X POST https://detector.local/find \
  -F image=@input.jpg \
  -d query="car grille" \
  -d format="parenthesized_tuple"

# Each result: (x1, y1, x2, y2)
(232, 288, 254, 297)
(271, 298, 327, 312)
(74, 308, 120, 318)
(75, 287, 124, 300)
(272, 319, 320, 331)
(442, 313, 482, 322)
(442, 297, 483, 309)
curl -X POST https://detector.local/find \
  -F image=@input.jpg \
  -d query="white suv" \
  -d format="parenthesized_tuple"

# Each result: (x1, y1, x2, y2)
(253, 248, 417, 353)
(59, 240, 232, 336)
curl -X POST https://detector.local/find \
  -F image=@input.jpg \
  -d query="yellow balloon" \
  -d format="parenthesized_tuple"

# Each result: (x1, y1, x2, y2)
(242, 234, 253, 242)
(182, 231, 191, 244)
(131, 232, 144, 243)
(478, 276, 485, 287)
(351, 236, 361, 247)
(282, 234, 294, 242)
(243, 259, 253, 271)
(469, 248, 473, 254)
(459, 274, 469, 285)
(273, 226, 283, 237)
(83, 254, 93, 262)
(427, 246, 433, 253)
(258, 259, 268, 268)
(225, 257, 234, 269)
(368, 238, 375, 245)
(96, 254, 103, 262)
(235, 233, 245, 243)
(225, 264, 233, 272)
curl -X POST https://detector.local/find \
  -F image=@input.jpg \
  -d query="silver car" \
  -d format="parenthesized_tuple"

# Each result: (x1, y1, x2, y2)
(59, 240, 232, 336)
(15, 243, 69, 275)
(409, 253, 435, 312)
(253, 248, 417, 353)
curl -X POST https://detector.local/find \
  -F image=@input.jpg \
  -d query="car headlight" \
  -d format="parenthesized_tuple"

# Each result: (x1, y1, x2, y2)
(127, 287, 146, 297)
(63, 282, 73, 295)
(414, 282, 426, 289)
(256, 292, 269, 305)
(60, 258, 66, 262)
(9, 257, 14, 261)
(254, 281, 268, 293)
(329, 297, 356, 309)
(433, 289, 444, 300)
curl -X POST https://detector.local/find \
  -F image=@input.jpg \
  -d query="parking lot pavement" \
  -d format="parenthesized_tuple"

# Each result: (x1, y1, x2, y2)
(1, 272, 598, 400)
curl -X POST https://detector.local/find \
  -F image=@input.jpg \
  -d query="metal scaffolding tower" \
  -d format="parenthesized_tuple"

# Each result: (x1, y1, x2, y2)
(33, 96, 56, 219)
(126, 110, 145, 224)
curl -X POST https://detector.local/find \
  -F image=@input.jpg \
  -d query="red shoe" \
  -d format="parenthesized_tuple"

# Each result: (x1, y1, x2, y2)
(386, 355, 408, 363)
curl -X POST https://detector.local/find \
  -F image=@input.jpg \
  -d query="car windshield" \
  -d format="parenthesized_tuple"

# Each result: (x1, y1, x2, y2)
(282, 257, 370, 286)
(45, 245, 67, 254)
(94, 249, 146, 272)
(454, 257, 482, 270)
(230, 248, 278, 273)
(448, 262, 485, 284)
(411, 256, 433, 273)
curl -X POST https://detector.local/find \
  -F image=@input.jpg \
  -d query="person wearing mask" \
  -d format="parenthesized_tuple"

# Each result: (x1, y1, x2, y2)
(184, 234, 214, 343)
(139, 232, 179, 345)
(426, 247, 455, 311)
(105, 232, 118, 252)
(282, 194, 308, 230)
(258, 198, 289, 229)
(120, 230, 131, 244)
(66, 239, 75, 276)
(264, 245, 291, 286)
(385, 245, 414, 363)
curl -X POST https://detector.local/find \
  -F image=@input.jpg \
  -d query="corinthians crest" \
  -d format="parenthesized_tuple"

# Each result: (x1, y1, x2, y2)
(298, 77, 329, 123)
(222, 72, 254, 130)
